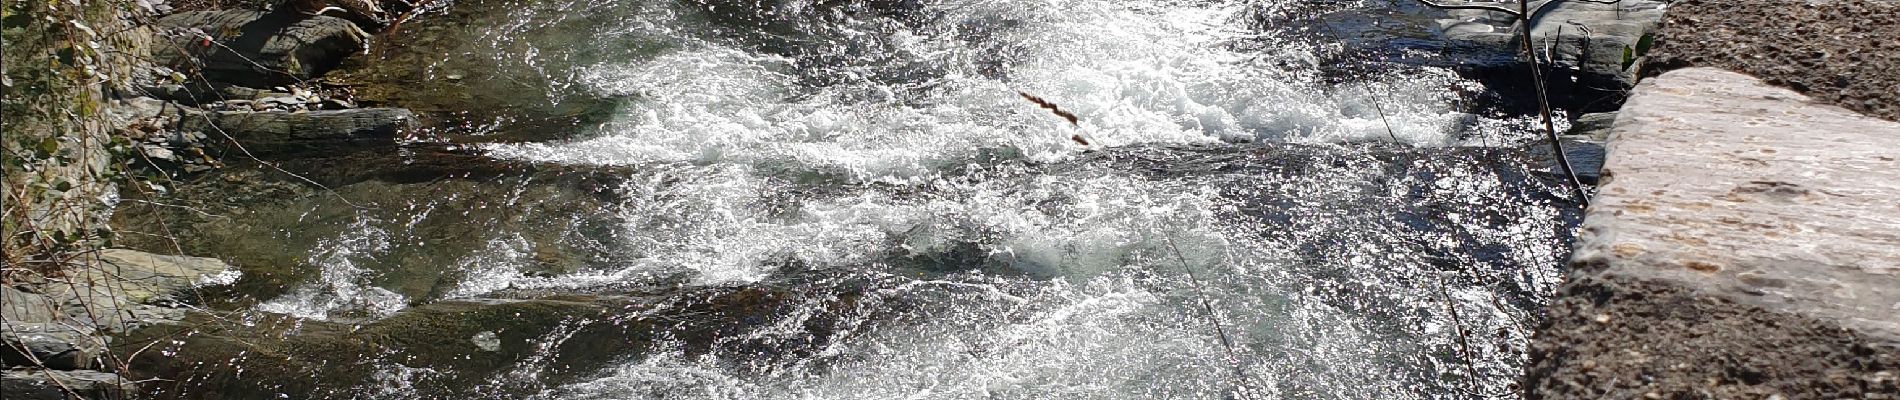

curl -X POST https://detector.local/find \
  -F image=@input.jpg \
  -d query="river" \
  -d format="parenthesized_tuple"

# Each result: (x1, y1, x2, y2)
(146, 0, 1589, 398)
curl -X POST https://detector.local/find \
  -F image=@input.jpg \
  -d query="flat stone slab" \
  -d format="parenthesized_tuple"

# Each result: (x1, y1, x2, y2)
(176, 108, 416, 155)
(1525, 68, 1900, 398)
(1577, 68, 1900, 339)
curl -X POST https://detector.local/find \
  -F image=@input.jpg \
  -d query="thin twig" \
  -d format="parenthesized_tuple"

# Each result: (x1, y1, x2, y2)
(1160, 234, 1257, 399)
(1412, 0, 1593, 206)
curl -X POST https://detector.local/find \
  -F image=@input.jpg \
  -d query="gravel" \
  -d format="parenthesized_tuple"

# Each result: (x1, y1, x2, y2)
(1643, 0, 1900, 121)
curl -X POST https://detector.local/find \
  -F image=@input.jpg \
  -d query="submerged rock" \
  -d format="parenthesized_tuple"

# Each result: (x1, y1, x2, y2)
(108, 153, 636, 310)
(118, 272, 895, 399)
(323, 0, 629, 144)
(153, 10, 370, 87)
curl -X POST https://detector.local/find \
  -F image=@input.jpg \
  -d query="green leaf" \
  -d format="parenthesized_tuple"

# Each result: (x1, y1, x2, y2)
(53, 179, 72, 191)
(1621, 46, 1637, 70)
(1634, 33, 1655, 54)
(36, 137, 59, 156)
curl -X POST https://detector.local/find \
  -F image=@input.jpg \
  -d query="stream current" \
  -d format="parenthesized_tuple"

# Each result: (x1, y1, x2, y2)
(237, 0, 1586, 398)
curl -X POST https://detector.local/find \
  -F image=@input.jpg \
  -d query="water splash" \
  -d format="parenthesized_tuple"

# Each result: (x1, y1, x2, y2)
(247, 0, 1587, 397)
(257, 214, 410, 320)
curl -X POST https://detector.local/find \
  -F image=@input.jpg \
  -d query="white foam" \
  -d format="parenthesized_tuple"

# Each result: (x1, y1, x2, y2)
(482, 0, 1532, 178)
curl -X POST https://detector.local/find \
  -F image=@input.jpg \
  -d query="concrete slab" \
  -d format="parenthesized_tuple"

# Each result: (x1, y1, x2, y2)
(1524, 67, 1900, 399)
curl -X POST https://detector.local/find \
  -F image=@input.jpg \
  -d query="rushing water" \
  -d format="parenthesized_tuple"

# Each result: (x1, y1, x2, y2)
(226, 0, 1586, 398)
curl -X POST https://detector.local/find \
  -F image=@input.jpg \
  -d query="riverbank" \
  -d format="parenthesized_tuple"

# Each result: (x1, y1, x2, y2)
(2, 1, 423, 396)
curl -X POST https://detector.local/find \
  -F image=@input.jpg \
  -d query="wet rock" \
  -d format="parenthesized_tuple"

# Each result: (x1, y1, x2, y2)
(1, 369, 137, 400)
(1523, 139, 1604, 186)
(119, 274, 892, 399)
(152, 9, 370, 87)
(1435, 0, 1667, 113)
(107, 155, 633, 309)
(1, 323, 103, 370)
(1437, 0, 1664, 77)
(1562, 112, 1616, 142)
(70, 249, 241, 306)
(1523, 68, 1900, 399)
(175, 107, 415, 155)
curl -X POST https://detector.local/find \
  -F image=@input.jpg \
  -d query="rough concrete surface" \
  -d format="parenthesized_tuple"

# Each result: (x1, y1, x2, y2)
(1524, 68, 1900, 399)
(1645, 0, 1900, 121)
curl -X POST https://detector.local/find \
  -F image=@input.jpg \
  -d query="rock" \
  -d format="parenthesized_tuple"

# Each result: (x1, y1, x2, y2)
(34, 249, 241, 331)
(1, 286, 56, 323)
(118, 273, 893, 399)
(1, 323, 103, 370)
(1562, 112, 1616, 142)
(1643, 0, 1900, 121)
(152, 10, 370, 87)
(0, 369, 136, 400)
(84, 249, 241, 305)
(1437, 0, 1665, 77)
(1436, 0, 1667, 113)
(175, 108, 415, 155)
(140, 144, 177, 161)
(143, 83, 297, 105)
(1523, 139, 1604, 185)
(1523, 68, 1900, 399)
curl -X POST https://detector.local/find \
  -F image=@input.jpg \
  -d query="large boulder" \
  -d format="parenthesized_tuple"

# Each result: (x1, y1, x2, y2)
(1522, 68, 1900, 398)
(153, 10, 370, 87)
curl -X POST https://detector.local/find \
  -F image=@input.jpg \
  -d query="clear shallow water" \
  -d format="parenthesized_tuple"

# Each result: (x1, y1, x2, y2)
(255, 0, 1583, 398)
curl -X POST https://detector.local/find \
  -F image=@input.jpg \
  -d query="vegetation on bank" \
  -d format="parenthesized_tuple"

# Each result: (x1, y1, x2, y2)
(1, 0, 146, 280)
